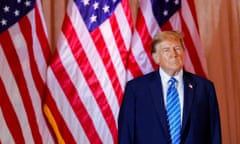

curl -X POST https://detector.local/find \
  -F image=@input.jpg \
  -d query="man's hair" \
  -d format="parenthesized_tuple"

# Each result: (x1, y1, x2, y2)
(151, 30, 184, 53)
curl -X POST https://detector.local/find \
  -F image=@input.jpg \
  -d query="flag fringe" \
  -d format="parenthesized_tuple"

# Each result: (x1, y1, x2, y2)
(43, 104, 65, 144)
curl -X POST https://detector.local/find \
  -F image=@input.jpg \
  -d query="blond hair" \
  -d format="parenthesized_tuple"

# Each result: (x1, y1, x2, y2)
(151, 31, 184, 53)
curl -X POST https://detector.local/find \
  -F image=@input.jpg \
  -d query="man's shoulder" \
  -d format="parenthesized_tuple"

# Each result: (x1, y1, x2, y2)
(184, 71, 213, 85)
(127, 70, 158, 85)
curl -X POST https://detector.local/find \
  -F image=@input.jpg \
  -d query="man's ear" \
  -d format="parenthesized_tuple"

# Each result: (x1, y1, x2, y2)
(152, 53, 160, 65)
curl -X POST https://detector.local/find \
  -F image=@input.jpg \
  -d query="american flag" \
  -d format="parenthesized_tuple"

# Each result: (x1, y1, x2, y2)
(129, 0, 207, 78)
(44, 0, 133, 143)
(44, 0, 207, 144)
(0, 0, 54, 143)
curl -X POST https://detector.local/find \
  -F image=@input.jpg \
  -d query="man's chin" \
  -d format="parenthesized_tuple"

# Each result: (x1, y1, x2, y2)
(169, 67, 182, 72)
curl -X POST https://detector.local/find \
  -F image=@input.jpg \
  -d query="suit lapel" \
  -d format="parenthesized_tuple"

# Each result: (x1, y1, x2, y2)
(149, 71, 196, 137)
(181, 72, 195, 135)
(149, 71, 169, 136)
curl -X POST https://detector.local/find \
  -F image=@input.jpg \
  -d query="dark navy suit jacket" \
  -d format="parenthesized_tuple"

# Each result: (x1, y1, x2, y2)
(118, 70, 221, 144)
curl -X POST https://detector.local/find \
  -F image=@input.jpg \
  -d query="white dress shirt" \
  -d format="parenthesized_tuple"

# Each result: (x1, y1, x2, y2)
(159, 68, 184, 124)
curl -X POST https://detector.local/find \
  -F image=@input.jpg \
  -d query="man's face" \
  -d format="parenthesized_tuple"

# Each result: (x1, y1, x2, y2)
(152, 39, 185, 76)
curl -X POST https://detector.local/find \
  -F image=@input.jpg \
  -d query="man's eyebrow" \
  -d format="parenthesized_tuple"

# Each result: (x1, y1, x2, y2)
(161, 45, 181, 48)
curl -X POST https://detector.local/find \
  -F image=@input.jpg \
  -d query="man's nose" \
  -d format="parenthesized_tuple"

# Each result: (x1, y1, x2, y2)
(169, 48, 177, 56)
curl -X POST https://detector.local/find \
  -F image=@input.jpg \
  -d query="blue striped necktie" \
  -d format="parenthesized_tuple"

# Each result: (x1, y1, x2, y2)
(166, 77, 181, 144)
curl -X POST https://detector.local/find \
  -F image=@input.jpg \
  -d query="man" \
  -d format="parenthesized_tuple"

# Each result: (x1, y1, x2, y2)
(118, 31, 221, 144)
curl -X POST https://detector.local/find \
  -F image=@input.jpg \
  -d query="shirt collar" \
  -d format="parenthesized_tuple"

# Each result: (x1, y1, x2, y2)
(159, 68, 183, 84)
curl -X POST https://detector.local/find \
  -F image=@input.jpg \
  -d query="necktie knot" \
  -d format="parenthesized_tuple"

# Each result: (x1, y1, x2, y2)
(168, 77, 177, 87)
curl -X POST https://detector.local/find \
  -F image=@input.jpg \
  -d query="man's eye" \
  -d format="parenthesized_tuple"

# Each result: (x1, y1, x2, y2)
(175, 46, 181, 50)
(162, 48, 169, 52)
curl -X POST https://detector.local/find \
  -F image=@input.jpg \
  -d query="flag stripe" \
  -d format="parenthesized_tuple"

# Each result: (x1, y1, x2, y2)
(47, 64, 93, 144)
(0, 78, 25, 143)
(106, 10, 131, 87)
(179, 13, 205, 77)
(185, 0, 199, 32)
(114, 1, 133, 49)
(19, 14, 52, 142)
(35, 4, 51, 64)
(45, 88, 76, 143)
(50, 52, 102, 144)
(160, 19, 174, 31)
(135, 11, 155, 66)
(62, 14, 118, 143)
(109, 1, 133, 82)
(133, 1, 157, 73)
(91, 28, 123, 104)
(0, 31, 42, 143)
(131, 30, 156, 73)
(131, 9, 157, 73)
(27, 5, 55, 142)
(0, 109, 14, 144)
(19, 15, 46, 100)
(139, 0, 160, 37)
(127, 52, 144, 77)
(115, 0, 143, 78)
(109, 13, 129, 83)
(57, 33, 114, 143)
(67, 1, 120, 122)
(132, 0, 160, 74)
(0, 42, 35, 144)
(181, 0, 207, 75)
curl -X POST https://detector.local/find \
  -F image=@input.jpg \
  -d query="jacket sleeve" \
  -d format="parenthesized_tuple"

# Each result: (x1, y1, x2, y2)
(118, 82, 135, 144)
(209, 82, 222, 144)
